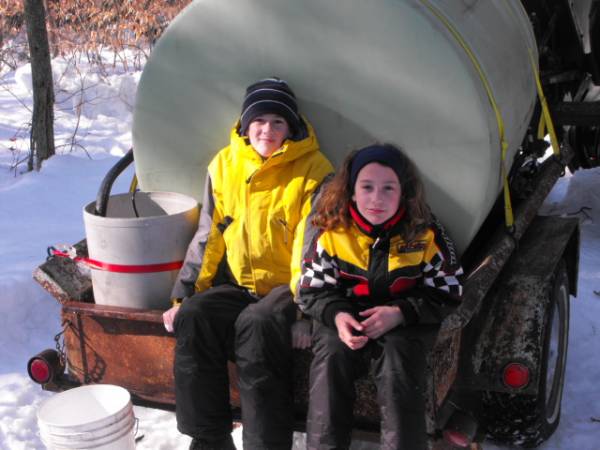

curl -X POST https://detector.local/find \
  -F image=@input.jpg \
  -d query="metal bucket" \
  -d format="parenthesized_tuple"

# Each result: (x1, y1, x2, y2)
(83, 191, 199, 309)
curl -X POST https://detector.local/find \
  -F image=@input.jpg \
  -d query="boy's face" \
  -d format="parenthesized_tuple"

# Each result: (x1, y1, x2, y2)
(248, 113, 290, 158)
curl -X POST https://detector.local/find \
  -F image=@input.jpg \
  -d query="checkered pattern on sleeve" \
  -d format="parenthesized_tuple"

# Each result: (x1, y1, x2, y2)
(300, 241, 340, 289)
(422, 251, 464, 297)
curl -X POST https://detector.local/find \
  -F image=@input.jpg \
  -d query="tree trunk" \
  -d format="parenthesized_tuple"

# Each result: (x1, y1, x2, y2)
(43, 0, 60, 57)
(24, 0, 55, 171)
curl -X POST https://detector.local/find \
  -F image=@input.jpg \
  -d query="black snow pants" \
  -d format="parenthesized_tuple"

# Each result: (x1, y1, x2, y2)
(173, 284, 296, 449)
(306, 321, 438, 450)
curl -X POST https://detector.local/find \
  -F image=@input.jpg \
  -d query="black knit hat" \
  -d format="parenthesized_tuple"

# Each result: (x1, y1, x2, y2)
(349, 144, 408, 191)
(239, 77, 301, 137)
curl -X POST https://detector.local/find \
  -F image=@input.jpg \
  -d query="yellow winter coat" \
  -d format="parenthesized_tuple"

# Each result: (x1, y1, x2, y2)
(171, 120, 333, 298)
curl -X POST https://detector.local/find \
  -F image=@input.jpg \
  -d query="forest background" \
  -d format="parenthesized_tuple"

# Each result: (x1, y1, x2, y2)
(0, 0, 191, 173)
(1, 0, 191, 71)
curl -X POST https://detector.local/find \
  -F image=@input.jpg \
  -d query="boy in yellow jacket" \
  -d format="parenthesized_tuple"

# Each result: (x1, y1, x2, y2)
(163, 78, 332, 450)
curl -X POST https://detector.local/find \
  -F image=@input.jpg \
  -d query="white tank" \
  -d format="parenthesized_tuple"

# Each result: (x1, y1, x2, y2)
(132, 0, 538, 252)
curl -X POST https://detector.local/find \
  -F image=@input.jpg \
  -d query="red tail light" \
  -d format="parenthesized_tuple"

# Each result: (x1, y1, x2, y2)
(443, 429, 471, 448)
(29, 359, 51, 383)
(503, 362, 530, 388)
(27, 349, 64, 384)
(442, 409, 478, 448)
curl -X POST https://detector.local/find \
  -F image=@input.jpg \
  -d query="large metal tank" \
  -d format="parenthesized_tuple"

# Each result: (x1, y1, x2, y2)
(132, 0, 538, 253)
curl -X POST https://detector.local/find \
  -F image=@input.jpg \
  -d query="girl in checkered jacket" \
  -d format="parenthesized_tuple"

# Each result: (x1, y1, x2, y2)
(298, 143, 464, 450)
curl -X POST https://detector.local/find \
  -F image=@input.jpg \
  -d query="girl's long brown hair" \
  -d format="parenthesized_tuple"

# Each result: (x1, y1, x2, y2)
(313, 144, 431, 242)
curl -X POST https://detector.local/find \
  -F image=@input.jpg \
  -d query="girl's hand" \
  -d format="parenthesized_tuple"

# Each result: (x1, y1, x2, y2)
(291, 320, 312, 349)
(335, 312, 369, 350)
(359, 306, 404, 339)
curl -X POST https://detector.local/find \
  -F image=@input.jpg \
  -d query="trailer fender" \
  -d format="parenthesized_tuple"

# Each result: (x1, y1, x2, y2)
(472, 215, 579, 395)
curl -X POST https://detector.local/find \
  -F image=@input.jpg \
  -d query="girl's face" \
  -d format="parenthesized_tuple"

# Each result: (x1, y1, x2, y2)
(248, 113, 290, 158)
(352, 162, 402, 225)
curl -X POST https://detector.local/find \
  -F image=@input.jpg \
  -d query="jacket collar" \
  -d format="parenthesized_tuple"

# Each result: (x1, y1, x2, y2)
(349, 203, 405, 238)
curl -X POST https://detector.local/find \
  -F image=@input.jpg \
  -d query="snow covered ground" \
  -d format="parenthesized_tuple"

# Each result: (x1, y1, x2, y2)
(1, 55, 599, 449)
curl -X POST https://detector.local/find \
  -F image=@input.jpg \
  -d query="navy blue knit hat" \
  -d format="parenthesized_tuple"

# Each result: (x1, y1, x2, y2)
(349, 144, 407, 191)
(239, 77, 301, 137)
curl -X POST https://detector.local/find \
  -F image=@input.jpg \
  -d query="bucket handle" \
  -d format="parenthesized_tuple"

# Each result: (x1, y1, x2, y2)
(95, 148, 134, 217)
(134, 417, 145, 443)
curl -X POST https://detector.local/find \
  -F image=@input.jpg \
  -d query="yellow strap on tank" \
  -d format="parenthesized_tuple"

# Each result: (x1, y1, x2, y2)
(537, 113, 547, 140)
(417, 0, 514, 229)
(129, 174, 138, 193)
(497, 0, 560, 156)
(528, 49, 561, 156)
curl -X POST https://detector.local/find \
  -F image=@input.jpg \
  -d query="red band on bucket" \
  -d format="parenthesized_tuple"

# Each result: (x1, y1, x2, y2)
(51, 249, 183, 273)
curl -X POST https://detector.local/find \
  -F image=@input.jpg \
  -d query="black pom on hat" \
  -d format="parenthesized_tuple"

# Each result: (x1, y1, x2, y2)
(239, 77, 301, 137)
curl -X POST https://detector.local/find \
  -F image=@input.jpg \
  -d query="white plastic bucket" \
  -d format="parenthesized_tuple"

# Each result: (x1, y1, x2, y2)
(37, 384, 136, 450)
(83, 191, 199, 309)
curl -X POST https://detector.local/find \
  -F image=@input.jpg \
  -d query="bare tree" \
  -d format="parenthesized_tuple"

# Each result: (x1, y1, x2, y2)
(24, 0, 54, 171)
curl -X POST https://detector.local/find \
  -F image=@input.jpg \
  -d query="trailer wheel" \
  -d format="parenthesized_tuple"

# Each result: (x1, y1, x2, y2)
(483, 261, 570, 448)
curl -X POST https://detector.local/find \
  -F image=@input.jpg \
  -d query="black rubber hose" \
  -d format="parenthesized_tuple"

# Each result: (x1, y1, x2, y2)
(94, 148, 134, 216)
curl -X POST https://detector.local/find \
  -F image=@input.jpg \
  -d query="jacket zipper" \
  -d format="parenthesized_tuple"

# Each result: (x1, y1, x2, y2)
(246, 176, 257, 290)
(368, 236, 390, 302)
(278, 218, 289, 245)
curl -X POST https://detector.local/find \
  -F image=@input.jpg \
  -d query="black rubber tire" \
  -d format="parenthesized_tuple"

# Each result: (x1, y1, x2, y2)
(482, 261, 570, 448)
